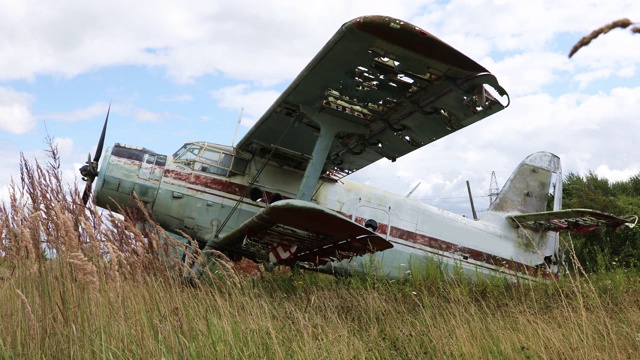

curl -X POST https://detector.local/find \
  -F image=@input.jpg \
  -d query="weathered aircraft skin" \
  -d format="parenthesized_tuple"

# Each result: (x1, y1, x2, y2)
(84, 16, 636, 282)
(93, 145, 635, 281)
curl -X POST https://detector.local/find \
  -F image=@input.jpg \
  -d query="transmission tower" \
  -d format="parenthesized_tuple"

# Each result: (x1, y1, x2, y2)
(489, 171, 499, 205)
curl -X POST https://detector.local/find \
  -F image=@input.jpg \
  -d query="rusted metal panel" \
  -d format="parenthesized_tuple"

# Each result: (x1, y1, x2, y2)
(163, 168, 247, 197)
(351, 16, 488, 73)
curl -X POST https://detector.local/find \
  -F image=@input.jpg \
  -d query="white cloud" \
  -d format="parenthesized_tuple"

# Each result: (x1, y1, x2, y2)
(42, 102, 111, 122)
(574, 68, 614, 89)
(486, 52, 571, 96)
(52, 137, 74, 158)
(47, 102, 182, 123)
(0, 0, 432, 84)
(132, 108, 180, 122)
(595, 164, 640, 183)
(210, 84, 281, 127)
(0, 87, 35, 134)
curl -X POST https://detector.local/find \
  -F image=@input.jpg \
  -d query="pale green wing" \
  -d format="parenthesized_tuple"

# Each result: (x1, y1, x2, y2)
(216, 200, 393, 265)
(237, 15, 509, 179)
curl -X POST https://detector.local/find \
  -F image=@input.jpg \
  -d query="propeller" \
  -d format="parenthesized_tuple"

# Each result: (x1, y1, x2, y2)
(79, 104, 110, 205)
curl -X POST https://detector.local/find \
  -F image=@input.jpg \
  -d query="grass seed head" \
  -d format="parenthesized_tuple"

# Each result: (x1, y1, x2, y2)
(569, 18, 637, 58)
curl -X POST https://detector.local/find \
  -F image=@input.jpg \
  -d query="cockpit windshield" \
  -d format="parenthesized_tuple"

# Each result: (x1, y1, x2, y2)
(173, 142, 248, 177)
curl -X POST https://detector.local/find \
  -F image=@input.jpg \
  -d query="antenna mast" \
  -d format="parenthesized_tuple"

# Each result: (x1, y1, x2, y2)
(232, 107, 244, 147)
(405, 182, 421, 198)
(466, 180, 478, 220)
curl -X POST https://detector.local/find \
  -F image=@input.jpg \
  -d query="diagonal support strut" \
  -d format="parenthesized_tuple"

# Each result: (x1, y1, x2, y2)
(297, 105, 367, 201)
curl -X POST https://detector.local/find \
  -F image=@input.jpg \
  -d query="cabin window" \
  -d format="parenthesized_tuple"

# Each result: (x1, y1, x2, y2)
(201, 149, 221, 163)
(199, 163, 228, 176)
(230, 157, 248, 175)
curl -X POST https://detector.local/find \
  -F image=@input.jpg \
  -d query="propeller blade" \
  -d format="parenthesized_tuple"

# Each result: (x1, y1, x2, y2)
(79, 103, 111, 206)
(93, 103, 110, 164)
(82, 178, 94, 205)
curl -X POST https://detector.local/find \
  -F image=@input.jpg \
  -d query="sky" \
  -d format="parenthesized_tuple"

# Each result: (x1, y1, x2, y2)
(1, 0, 639, 217)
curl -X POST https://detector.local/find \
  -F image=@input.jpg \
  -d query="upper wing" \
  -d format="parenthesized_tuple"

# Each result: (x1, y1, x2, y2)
(216, 200, 393, 265)
(508, 209, 638, 232)
(237, 15, 509, 180)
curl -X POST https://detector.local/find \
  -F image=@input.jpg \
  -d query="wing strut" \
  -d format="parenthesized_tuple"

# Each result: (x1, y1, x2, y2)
(214, 118, 296, 238)
(297, 105, 366, 201)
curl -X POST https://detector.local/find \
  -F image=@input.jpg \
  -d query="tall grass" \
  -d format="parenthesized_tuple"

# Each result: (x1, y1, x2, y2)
(2, 145, 640, 359)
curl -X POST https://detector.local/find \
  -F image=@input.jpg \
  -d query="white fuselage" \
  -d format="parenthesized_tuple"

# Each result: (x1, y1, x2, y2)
(169, 156, 555, 280)
(96, 144, 558, 281)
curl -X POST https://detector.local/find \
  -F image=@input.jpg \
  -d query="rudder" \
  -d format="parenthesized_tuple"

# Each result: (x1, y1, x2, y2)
(488, 152, 562, 215)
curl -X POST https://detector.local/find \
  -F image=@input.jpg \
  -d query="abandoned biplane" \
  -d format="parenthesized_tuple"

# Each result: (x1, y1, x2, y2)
(80, 16, 636, 281)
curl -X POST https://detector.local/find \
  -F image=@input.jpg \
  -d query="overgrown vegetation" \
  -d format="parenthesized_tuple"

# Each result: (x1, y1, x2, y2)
(2, 146, 640, 358)
(562, 171, 640, 273)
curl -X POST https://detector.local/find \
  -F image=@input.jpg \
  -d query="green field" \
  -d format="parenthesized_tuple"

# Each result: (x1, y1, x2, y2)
(3, 256, 640, 358)
(2, 150, 640, 359)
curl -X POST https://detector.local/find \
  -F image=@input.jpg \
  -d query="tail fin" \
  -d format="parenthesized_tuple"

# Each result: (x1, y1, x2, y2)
(488, 152, 562, 215)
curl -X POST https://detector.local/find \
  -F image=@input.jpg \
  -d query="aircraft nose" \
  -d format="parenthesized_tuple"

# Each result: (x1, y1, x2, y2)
(93, 144, 166, 214)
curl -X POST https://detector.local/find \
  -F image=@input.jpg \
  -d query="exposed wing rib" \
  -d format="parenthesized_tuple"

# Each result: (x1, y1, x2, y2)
(216, 200, 393, 265)
(237, 15, 509, 179)
(508, 209, 638, 232)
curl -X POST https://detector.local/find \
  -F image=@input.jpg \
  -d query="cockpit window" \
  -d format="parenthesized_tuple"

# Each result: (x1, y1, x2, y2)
(173, 142, 249, 177)
(172, 144, 189, 158)
(182, 145, 202, 160)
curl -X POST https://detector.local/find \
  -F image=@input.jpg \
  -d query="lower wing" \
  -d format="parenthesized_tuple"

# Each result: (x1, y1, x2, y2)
(216, 200, 393, 265)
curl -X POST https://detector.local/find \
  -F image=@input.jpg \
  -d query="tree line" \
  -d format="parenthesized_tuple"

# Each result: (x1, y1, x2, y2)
(560, 171, 640, 272)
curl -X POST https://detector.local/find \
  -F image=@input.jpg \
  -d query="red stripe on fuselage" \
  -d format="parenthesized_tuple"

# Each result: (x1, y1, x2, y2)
(337, 215, 548, 278)
(164, 169, 247, 196)
(388, 226, 548, 278)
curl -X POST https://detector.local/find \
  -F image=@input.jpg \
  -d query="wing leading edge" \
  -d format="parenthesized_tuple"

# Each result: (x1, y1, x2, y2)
(237, 15, 509, 180)
(216, 200, 393, 265)
(509, 209, 638, 233)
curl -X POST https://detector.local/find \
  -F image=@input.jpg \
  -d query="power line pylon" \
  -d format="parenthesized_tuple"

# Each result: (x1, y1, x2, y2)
(489, 171, 499, 205)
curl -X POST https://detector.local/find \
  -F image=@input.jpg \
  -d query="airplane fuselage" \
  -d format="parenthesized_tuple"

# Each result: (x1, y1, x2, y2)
(94, 142, 558, 281)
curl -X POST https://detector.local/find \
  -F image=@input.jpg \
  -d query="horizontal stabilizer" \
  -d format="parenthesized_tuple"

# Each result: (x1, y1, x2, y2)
(508, 209, 638, 233)
(217, 200, 393, 265)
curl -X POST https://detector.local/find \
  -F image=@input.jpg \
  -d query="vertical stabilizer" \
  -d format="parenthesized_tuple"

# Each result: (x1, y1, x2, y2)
(488, 152, 562, 215)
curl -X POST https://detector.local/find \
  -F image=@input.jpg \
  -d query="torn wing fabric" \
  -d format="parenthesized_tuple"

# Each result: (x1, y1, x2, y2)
(216, 200, 393, 265)
(508, 209, 638, 233)
(236, 15, 509, 180)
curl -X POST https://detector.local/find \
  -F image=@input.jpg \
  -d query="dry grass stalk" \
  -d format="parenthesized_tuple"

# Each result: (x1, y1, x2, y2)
(569, 18, 638, 58)
(0, 139, 214, 288)
(67, 252, 100, 292)
(15, 289, 36, 332)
